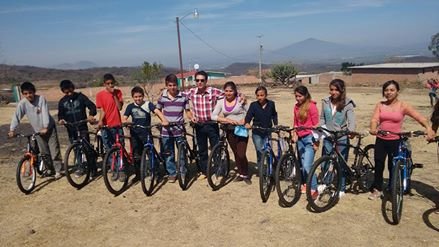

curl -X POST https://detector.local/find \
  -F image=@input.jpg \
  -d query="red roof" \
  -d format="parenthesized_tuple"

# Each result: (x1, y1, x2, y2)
(176, 70, 197, 79)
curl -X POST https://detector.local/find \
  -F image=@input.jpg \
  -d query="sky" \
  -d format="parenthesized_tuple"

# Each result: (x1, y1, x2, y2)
(0, 0, 438, 68)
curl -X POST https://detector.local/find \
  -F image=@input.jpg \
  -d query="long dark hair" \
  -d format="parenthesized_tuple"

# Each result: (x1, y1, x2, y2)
(294, 85, 312, 122)
(223, 81, 238, 97)
(329, 79, 346, 111)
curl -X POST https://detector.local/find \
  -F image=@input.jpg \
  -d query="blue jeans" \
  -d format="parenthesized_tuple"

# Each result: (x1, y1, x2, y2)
(195, 123, 219, 174)
(102, 127, 124, 152)
(297, 134, 317, 190)
(322, 137, 349, 191)
(252, 133, 268, 164)
(161, 136, 185, 177)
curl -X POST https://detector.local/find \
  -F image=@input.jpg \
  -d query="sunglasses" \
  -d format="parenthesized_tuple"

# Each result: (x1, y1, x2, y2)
(195, 79, 205, 82)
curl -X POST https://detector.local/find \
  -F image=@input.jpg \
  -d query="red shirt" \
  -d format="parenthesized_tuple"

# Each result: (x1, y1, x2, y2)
(293, 101, 319, 138)
(96, 89, 123, 127)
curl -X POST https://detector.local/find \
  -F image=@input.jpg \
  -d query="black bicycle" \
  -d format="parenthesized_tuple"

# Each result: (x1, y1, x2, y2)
(306, 127, 375, 213)
(274, 126, 302, 207)
(206, 124, 231, 191)
(176, 122, 199, 190)
(63, 120, 105, 189)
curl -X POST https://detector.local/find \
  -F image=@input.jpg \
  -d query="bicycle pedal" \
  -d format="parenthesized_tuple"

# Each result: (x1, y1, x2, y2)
(413, 163, 423, 169)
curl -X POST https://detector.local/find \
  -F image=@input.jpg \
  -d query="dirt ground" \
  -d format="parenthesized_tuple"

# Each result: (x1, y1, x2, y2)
(0, 84, 438, 246)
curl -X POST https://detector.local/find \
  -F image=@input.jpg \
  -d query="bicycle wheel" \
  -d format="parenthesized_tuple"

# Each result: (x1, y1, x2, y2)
(391, 160, 403, 224)
(306, 156, 341, 213)
(16, 157, 36, 194)
(140, 147, 155, 196)
(259, 150, 274, 203)
(357, 144, 375, 192)
(102, 147, 128, 195)
(64, 143, 90, 189)
(176, 142, 190, 190)
(207, 144, 230, 191)
(275, 152, 301, 207)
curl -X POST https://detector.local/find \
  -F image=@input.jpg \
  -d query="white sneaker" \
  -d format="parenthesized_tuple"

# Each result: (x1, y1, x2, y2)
(317, 184, 327, 194)
(339, 191, 345, 198)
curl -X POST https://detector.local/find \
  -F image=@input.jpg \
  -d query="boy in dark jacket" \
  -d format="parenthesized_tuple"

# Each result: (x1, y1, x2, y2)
(58, 80, 98, 176)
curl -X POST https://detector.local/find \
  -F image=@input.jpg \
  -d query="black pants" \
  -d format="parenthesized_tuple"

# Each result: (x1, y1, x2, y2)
(373, 137, 399, 191)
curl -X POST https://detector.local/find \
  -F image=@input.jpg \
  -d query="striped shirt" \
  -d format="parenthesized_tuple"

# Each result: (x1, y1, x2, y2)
(185, 87, 223, 123)
(156, 90, 189, 137)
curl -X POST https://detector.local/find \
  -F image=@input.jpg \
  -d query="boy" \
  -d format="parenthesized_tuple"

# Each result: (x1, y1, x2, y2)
(9, 82, 63, 178)
(123, 86, 168, 181)
(96, 73, 123, 151)
(156, 74, 192, 183)
(57, 79, 98, 177)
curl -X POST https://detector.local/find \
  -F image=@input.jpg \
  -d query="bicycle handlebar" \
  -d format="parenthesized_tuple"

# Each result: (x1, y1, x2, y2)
(377, 130, 425, 138)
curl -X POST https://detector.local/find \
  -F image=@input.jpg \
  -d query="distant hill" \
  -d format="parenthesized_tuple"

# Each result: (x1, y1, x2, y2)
(265, 38, 432, 63)
(0, 64, 178, 85)
(53, 61, 99, 70)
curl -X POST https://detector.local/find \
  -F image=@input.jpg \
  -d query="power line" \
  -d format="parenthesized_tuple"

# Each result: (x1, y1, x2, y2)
(179, 21, 242, 61)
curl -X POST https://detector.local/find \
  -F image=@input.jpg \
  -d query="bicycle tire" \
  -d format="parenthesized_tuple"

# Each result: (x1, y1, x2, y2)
(391, 160, 403, 224)
(35, 155, 48, 176)
(207, 144, 230, 191)
(259, 150, 273, 203)
(64, 143, 90, 189)
(275, 152, 301, 207)
(306, 156, 341, 213)
(102, 147, 128, 195)
(357, 144, 375, 192)
(176, 142, 189, 190)
(140, 146, 155, 196)
(16, 156, 36, 194)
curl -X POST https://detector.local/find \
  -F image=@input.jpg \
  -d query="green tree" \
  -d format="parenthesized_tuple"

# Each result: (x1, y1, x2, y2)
(268, 62, 298, 85)
(132, 61, 163, 100)
(428, 32, 439, 59)
(340, 62, 364, 75)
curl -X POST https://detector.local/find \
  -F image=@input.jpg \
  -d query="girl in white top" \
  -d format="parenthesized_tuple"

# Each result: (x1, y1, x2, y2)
(211, 81, 251, 184)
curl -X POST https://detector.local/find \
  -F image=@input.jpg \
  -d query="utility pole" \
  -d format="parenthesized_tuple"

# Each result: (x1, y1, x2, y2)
(257, 35, 263, 85)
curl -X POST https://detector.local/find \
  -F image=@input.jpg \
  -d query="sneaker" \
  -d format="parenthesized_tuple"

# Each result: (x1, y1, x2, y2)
(118, 172, 127, 182)
(317, 184, 327, 194)
(111, 172, 118, 181)
(244, 178, 252, 185)
(311, 189, 318, 200)
(368, 189, 382, 200)
(168, 175, 177, 183)
(74, 169, 84, 178)
(234, 176, 244, 182)
(301, 184, 307, 194)
(54, 172, 62, 179)
(339, 191, 346, 198)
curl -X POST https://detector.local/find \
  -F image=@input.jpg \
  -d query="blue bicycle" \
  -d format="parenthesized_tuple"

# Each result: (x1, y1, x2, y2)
(379, 130, 424, 225)
(253, 126, 290, 203)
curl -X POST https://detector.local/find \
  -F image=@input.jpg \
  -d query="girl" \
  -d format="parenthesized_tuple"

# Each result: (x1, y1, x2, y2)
(244, 86, 278, 165)
(211, 81, 250, 184)
(369, 80, 435, 200)
(320, 79, 356, 198)
(293, 86, 319, 199)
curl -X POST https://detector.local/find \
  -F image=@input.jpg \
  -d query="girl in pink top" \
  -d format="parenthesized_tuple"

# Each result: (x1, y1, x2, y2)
(369, 80, 434, 200)
(293, 86, 319, 198)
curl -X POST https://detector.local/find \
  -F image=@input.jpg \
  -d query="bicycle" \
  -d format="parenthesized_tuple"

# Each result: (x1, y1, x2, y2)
(102, 123, 142, 195)
(13, 132, 50, 194)
(252, 125, 291, 203)
(379, 130, 424, 224)
(274, 126, 303, 207)
(63, 120, 105, 189)
(206, 123, 231, 191)
(175, 122, 199, 191)
(306, 127, 375, 213)
(140, 123, 175, 196)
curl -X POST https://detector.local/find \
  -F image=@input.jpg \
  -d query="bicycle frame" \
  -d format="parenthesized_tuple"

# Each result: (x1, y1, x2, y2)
(391, 137, 412, 193)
